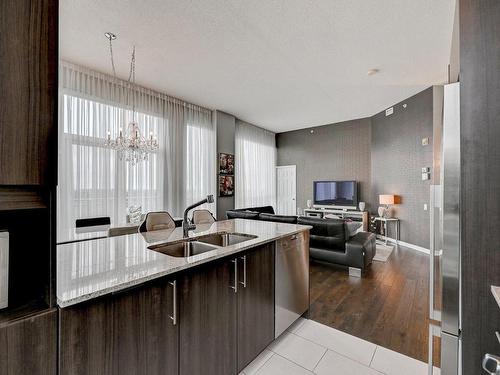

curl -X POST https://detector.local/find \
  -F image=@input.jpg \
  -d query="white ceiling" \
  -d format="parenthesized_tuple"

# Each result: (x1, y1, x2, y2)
(60, 0, 456, 133)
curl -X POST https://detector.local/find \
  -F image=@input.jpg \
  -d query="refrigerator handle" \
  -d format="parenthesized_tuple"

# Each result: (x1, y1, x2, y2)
(429, 186, 435, 320)
(429, 185, 441, 321)
(428, 323, 441, 375)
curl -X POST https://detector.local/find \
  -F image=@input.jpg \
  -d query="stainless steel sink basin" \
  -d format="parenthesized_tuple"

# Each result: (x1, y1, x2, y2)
(196, 232, 257, 247)
(148, 240, 218, 257)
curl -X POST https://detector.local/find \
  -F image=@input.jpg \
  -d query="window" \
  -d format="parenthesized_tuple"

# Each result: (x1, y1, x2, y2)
(58, 62, 216, 242)
(58, 94, 164, 239)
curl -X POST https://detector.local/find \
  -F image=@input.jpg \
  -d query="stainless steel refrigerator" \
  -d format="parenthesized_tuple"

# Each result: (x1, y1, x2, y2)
(428, 82, 461, 375)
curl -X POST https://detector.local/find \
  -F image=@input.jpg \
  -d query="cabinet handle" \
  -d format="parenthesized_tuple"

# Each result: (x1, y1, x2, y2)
(169, 280, 177, 325)
(239, 256, 247, 288)
(230, 259, 238, 293)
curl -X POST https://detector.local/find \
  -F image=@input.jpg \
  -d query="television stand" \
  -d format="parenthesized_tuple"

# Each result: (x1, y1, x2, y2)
(303, 208, 370, 231)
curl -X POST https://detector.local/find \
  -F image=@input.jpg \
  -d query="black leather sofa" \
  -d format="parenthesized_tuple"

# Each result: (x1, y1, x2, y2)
(226, 206, 376, 275)
(297, 216, 376, 273)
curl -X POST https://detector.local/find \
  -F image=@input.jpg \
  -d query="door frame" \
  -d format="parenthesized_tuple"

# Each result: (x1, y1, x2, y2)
(276, 165, 297, 215)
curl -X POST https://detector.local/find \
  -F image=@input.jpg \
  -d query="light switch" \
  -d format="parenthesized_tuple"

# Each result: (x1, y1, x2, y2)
(424, 204, 428, 211)
(422, 137, 429, 146)
(422, 173, 430, 181)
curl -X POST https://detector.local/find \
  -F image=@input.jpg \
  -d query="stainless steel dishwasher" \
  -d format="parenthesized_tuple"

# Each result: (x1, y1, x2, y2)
(275, 231, 310, 338)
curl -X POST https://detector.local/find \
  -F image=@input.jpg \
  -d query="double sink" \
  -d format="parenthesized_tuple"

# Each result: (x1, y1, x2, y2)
(147, 232, 257, 258)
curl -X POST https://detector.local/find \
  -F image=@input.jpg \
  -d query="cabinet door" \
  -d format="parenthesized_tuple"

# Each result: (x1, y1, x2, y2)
(0, 309, 57, 375)
(237, 243, 275, 372)
(179, 259, 237, 375)
(0, 0, 58, 185)
(60, 279, 178, 375)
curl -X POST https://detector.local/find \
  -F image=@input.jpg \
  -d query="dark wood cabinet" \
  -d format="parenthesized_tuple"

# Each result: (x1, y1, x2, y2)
(237, 243, 275, 372)
(460, 1, 500, 373)
(179, 244, 275, 375)
(58, 243, 277, 375)
(0, 0, 58, 185)
(0, 309, 57, 375)
(179, 259, 238, 375)
(59, 279, 178, 375)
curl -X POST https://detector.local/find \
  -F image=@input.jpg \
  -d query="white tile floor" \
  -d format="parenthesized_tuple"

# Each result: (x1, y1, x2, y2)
(240, 318, 440, 375)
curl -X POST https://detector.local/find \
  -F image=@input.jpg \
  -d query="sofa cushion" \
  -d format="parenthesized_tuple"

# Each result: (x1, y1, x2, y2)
(226, 210, 260, 220)
(259, 213, 297, 224)
(297, 216, 346, 251)
(236, 205, 275, 214)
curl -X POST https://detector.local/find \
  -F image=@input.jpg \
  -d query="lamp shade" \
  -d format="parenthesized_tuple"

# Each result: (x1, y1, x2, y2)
(379, 194, 400, 205)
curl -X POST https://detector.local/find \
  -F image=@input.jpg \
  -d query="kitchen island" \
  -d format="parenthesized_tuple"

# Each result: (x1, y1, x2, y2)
(57, 218, 311, 375)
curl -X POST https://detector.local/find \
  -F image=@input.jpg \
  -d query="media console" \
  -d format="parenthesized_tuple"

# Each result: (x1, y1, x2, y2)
(303, 208, 370, 231)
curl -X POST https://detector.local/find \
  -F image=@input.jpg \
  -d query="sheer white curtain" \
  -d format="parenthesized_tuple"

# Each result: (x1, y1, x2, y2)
(58, 62, 215, 239)
(235, 120, 276, 209)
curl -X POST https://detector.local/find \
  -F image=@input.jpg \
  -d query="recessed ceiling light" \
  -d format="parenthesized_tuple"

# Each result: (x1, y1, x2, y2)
(367, 69, 379, 76)
(104, 32, 117, 41)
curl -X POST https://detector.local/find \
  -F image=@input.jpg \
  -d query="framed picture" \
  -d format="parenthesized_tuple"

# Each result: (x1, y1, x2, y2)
(219, 175, 234, 197)
(219, 153, 234, 175)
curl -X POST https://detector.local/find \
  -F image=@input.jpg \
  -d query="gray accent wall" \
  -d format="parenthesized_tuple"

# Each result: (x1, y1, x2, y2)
(371, 87, 434, 249)
(215, 110, 236, 220)
(277, 87, 437, 249)
(276, 118, 372, 213)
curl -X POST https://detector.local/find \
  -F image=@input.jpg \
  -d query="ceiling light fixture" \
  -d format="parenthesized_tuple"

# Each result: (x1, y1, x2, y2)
(104, 32, 116, 40)
(103, 32, 159, 165)
(367, 68, 379, 76)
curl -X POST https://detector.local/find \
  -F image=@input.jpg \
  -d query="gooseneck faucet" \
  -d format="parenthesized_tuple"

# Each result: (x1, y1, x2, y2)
(182, 194, 214, 237)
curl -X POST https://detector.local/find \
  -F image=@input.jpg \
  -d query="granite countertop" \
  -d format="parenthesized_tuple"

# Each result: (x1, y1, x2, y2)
(57, 219, 311, 308)
(57, 218, 182, 245)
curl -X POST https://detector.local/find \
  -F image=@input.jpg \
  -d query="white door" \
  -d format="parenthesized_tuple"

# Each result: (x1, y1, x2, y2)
(276, 165, 296, 215)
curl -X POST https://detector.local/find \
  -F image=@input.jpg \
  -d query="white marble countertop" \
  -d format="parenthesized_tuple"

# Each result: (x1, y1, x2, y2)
(492, 285, 500, 309)
(57, 219, 311, 308)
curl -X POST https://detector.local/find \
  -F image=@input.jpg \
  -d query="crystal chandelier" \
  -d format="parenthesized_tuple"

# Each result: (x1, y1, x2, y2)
(103, 32, 159, 165)
(105, 121, 158, 165)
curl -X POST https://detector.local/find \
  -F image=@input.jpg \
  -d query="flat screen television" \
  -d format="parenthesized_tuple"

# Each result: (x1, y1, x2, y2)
(313, 180, 358, 208)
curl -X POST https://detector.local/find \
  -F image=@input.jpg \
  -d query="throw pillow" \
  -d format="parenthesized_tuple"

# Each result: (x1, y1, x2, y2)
(346, 221, 362, 238)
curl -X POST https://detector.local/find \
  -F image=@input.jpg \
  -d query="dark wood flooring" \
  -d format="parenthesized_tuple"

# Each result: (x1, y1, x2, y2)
(309, 244, 435, 363)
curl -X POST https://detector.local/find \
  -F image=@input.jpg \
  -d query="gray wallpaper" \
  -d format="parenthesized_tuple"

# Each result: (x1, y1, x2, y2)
(276, 118, 372, 213)
(277, 87, 435, 249)
(371, 87, 434, 248)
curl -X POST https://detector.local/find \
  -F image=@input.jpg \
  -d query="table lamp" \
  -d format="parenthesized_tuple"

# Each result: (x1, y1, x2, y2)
(379, 194, 400, 218)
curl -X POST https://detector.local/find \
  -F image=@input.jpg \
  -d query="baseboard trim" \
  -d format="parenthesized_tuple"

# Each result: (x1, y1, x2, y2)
(376, 235, 430, 255)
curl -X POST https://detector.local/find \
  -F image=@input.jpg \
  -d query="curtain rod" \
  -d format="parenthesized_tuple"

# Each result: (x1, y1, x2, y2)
(60, 60, 212, 115)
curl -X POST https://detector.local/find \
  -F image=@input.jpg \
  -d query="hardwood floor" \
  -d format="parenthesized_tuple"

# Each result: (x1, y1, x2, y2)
(309, 243, 432, 363)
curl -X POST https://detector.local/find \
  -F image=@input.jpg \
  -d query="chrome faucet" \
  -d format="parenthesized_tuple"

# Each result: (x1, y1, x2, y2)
(182, 194, 214, 237)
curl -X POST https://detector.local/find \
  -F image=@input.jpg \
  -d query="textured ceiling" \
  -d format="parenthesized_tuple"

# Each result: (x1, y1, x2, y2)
(60, 0, 456, 132)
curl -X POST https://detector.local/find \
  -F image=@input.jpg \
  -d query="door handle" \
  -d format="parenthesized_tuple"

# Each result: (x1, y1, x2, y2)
(239, 255, 247, 288)
(168, 280, 177, 325)
(230, 259, 238, 293)
(483, 354, 500, 374)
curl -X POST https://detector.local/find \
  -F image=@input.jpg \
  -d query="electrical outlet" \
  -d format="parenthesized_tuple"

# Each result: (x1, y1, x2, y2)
(385, 107, 394, 116)
(424, 204, 428, 211)
(422, 172, 430, 181)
